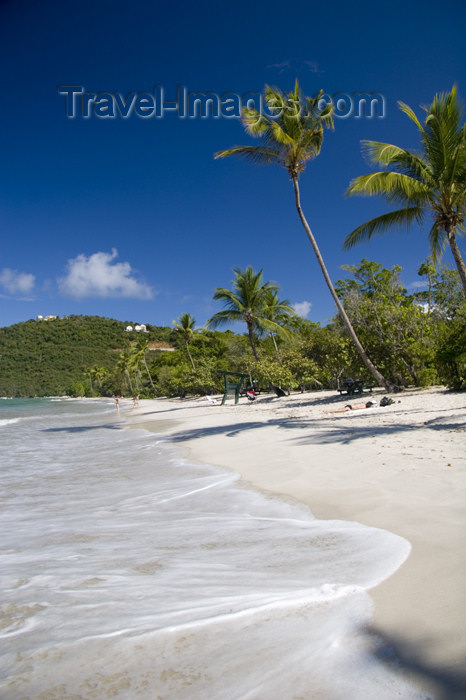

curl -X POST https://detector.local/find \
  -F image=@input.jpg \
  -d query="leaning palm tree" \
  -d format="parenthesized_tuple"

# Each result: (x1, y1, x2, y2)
(173, 313, 197, 370)
(207, 266, 286, 361)
(215, 81, 389, 389)
(345, 86, 466, 296)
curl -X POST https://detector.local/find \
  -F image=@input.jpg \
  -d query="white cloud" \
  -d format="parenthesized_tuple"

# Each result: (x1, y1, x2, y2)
(303, 60, 323, 74)
(58, 249, 154, 300)
(407, 280, 427, 289)
(293, 301, 312, 318)
(0, 268, 35, 295)
(416, 302, 430, 314)
(267, 59, 323, 75)
(267, 60, 292, 74)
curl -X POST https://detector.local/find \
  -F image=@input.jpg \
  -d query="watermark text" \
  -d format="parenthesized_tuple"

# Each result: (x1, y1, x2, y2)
(58, 85, 386, 120)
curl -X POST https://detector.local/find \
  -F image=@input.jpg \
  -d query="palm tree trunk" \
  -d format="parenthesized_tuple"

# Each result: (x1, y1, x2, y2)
(448, 226, 466, 298)
(185, 342, 196, 370)
(125, 369, 133, 394)
(247, 320, 260, 361)
(143, 353, 155, 389)
(271, 333, 281, 362)
(291, 175, 391, 391)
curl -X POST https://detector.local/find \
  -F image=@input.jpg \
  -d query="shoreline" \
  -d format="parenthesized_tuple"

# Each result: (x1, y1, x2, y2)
(126, 387, 466, 697)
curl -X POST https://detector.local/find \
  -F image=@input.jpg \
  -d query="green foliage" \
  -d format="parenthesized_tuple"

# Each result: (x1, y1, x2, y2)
(0, 315, 175, 397)
(435, 314, 466, 389)
(153, 358, 222, 398)
(172, 313, 199, 369)
(0, 316, 126, 396)
(208, 266, 293, 361)
(1, 257, 463, 397)
(346, 86, 466, 295)
(415, 262, 465, 320)
(300, 326, 353, 387)
(280, 350, 319, 390)
(335, 260, 439, 387)
(246, 358, 294, 391)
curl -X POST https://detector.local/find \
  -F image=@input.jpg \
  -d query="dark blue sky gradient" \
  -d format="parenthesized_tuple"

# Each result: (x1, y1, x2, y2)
(1, 0, 465, 328)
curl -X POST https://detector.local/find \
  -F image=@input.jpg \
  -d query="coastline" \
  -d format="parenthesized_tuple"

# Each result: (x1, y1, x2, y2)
(126, 387, 466, 697)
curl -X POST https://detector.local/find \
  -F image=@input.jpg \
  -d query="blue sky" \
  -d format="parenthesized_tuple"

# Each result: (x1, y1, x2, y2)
(1, 0, 465, 329)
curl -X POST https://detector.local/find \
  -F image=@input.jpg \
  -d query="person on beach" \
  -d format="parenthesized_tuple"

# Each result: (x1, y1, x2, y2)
(133, 395, 139, 409)
(325, 400, 377, 414)
(115, 396, 120, 414)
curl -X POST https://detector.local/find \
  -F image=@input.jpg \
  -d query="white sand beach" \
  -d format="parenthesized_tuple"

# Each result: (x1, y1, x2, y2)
(128, 386, 466, 697)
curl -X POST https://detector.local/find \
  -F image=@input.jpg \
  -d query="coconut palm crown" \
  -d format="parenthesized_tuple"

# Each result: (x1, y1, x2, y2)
(207, 266, 291, 361)
(215, 80, 334, 177)
(173, 313, 197, 369)
(345, 86, 466, 296)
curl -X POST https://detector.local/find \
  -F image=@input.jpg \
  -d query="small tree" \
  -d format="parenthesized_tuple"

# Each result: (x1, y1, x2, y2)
(208, 266, 288, 361)
(173, 313, 198, 370)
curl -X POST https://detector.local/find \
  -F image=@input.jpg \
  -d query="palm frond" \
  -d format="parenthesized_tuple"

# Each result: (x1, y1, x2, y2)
(300, 128, 324, 158)
(346, 171, 430, 204)
(343, 206, 424, 249)
(214, 145, 281, 166)
(207, 309, 245, 329)
(361, 140, 409, 165)
(397, 101, 425, 133)
(255, 317, 293, 338)
(428, 222, 447, 263)
(212, 287, 243, 305)
(360, 141, 434, 183)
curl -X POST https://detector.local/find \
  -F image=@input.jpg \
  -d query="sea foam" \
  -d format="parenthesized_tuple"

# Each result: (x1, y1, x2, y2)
(0, 399, 426, 699)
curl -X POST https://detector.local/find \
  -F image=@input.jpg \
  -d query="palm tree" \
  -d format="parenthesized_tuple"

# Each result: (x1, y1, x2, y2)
(132, 338, 156, 391)
(87, 365, 109, 392)
(207, 266, 288, 361)
(215, 81, 389, 389)
(116, 351, 134, 394)
(173, 313, 197, 370)
(345, 86, 466, 297)
(261, 289, 294, 361)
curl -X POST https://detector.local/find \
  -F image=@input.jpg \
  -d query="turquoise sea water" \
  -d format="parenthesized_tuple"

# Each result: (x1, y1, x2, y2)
(0, 398, 425, 698)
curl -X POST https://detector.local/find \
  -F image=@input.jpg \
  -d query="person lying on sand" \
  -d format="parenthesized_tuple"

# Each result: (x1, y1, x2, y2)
(325, 400, 377, 414)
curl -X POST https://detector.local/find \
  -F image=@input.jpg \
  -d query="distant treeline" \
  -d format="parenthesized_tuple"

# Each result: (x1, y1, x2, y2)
(0, 315, 172, 397)
(1, 259, 465, 398)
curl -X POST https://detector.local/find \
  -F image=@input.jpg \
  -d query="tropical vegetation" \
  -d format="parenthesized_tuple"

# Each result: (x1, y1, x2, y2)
(207, 266, 293, 360)
(345, 86, 466, 296)
(1, 256, 464, 398)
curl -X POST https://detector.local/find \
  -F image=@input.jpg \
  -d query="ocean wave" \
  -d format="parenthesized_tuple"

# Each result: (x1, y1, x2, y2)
(0, 418, 20, 427)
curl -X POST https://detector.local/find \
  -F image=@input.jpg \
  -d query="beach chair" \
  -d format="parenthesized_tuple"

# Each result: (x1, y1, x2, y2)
(216, 370, 249, 405)
(338, 378, 373, 395)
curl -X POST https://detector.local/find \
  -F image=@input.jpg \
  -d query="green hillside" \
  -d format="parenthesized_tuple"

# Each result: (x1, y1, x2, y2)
(0, 315, 172, 397)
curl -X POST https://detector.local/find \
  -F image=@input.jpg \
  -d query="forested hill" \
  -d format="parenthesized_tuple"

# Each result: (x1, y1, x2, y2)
(0, 315, 172, 397)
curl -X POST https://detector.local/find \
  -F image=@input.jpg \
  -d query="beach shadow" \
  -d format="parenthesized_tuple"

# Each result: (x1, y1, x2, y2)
(365, 626, 466, 699)
(167, 421, 268, 441)
(42, 425, 121, 433)
(163, 409, 465, 448)
(423, 414, 466, 431)
(289, 412, 466, 446)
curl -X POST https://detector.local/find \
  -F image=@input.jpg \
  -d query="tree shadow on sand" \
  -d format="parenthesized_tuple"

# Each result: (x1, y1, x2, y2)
(364, 625, 466, 699)
(42, 425, 121, 433)
(163, 410, 465, 446)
